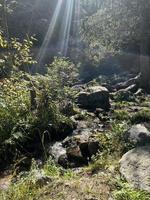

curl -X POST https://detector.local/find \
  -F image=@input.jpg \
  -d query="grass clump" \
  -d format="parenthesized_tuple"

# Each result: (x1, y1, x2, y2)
(114, 110, 130, 121)
(112, 179, 150, 200)
(87, 122, 128, 173)
(0, 158, 78, 200)
(131, 109, 150, 124)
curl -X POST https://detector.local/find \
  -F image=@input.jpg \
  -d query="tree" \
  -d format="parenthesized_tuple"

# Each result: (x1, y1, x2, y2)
(82, 0, 150, 90)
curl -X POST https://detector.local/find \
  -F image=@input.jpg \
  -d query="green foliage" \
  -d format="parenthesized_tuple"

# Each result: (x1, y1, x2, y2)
(131, 109, 150, 124)
(0, 74, 30, 143)
(88, 122, 128, 173)
(112, 179, 150, 200)
(11, 37, 36, 71)
(0, 33, 36, 78)
(0, 30, 77, 152)
(47, 57, 78, 101)
(99, 122, 129, 155)
(114, 91, 135, 102)
(43, 157, 61, 177)
(81, 0, 150, 70)
(114, 101, 132, 109)
(113, 110, 130, 121)
(0, 37, 77, 163)
(0, 71, 75, 149)
(0, 158, 78, 200)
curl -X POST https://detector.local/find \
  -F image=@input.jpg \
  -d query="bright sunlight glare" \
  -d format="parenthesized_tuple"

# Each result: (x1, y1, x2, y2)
(37, 0, 63, 66)
(37, 0, 80, 65)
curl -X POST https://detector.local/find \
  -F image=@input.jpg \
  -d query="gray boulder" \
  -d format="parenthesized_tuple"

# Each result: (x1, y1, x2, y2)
(120, 146, 150, 191)
(124, 124, 150, 146)
(77, 86, 110, 110)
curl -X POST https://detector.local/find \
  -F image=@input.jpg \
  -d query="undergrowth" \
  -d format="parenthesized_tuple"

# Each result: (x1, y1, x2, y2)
(0, 158, 78, 200)
(112, 177, 150, 200)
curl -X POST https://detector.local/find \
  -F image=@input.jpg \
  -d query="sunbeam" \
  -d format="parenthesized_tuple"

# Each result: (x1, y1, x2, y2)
(58, 0, 74, 56)
(37, 0, 80, 65)
(72, 0, 81, 58)
(37, 0, 63, 66)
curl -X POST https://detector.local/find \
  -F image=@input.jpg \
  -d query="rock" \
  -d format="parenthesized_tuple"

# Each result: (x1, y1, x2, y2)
(0, 175, 12, 191)
(66, 145, 88, 166)
(119, 84, 138, 93)
(95, 108, 105, 116)
(64, 134, 100, 166)
(124, 124, 150, 146)
(120, 146, 150, 191)
(49, 120, 76, 141)
(62, 136, 83, 148)
(58, 154, 68, 168)
(49, 142, 67, 163)
(77, 86, 110, 110)
(114, 74, 140, 91)
(88, 140, 100, 156)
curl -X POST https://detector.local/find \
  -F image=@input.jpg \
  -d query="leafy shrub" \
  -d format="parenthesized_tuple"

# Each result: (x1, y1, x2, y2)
(0, 53, 77, 168)
(0, 74, 30, 143)
(0, 71, 75, 147)
(0, 33, 36, 78)
(47, 57, 79, 101)
(0, 31, 78, 169)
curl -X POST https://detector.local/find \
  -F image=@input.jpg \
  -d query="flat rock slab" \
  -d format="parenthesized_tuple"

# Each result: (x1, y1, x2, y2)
(120, 146, 150, 191)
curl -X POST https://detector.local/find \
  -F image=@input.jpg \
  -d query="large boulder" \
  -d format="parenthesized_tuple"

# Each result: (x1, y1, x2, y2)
(120, 146, 150, 191)
(124, 124, 150, 146)
(77, 86, 110, 110)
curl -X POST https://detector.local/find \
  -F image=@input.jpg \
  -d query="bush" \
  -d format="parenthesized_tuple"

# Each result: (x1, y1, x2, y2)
(0, 74, 30, 143)
(0, 33, 36, 78)
(0, 46, 78, 167)
(47, 57, 79, 101)
(0, 71, 75, 154)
